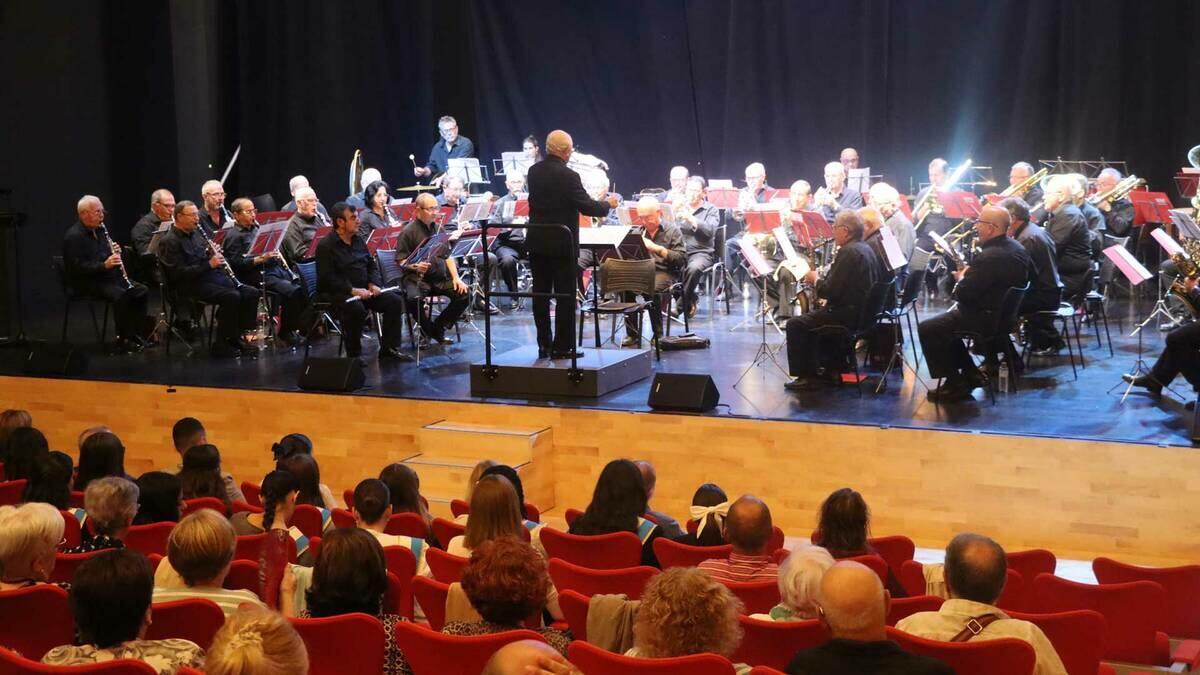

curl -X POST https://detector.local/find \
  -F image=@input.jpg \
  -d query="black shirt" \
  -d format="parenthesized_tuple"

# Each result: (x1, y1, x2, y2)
(426, 136, 476, 176)
(314, 230, 381, 299)
(681, 202, 720, 255)
(953, 235, 1035, 313)
(644, 224, 687, 273)
(282, 212, 321, 264)
(864, 229, 895, 280)
(817, 240, 881, 309)
(786, 638, 954, 675)
(62, 222, 123, 289)
(1103, 198, 1135, 238)
(158, 225, 224, 289)
(131, 212, 163, 256)
(395, 219, 450, 283)
(198, 208, 228, 236)
(357, 209, 397, 241)
(526, 155, 612, 256)
(1044, 204, 1092, 276)
(223, 223, 291, 286)
(1014, 221, 1063, 297)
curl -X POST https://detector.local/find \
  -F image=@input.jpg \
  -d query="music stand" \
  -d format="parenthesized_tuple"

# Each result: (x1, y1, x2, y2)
(365, 226, 405, 254)
(495, 152, 533, 178)
(578, 225, 633, 347)
(1103, 244, 1180, 402)
(940, 191, 983, 221)
(1170, 209, 1200, 241)
(847, 168, 871, 195)
(1175, 168, 1199, 202)
(706, 187, 740, 210)
(304, 226, 334, 259)
(447, 157, 488, 188)
(733, 242, 789, 387)
(392, 203, 417, 221)
(743, 208, 781, 236)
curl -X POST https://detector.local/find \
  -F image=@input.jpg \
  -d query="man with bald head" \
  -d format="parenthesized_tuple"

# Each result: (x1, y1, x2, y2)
(897, 534, 1066, 675)
(786, 561, 952, 674)
(665, 165, 689, 204)
(840, 148, 860, 171)
(621, 196, 685, 347)
(394, 192, 469, 344)
(482, 639, 582, 675)
(918, 205, 1036, 402)
(815, 162, 864, 222)
(131, 188, 176, 258)
(526, 129, 617, 359)
(1008, 162, 1043, 217)
(1093, 167, 1135, 237)
(282, 175, 331, 219)
(698, 495, 778, 583)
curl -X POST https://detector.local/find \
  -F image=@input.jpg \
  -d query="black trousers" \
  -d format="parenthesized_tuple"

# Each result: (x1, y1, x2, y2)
(401, 277, 469, 339)
(264, 276, 310, 334)
(1152, 321, 1200, 388)
(624, 270, 675, 339)
(785, 306, 858, 377)
(682, 251, 715, 313)
(494, 244, 523, 294)
(191, 279, 258, 342)
(85, 281, 149, 341)
(918, 308, 996, 380)
(1019, 289, 1062, 349)
(530, 254, 576, 353)
(339, 291, 405, 357)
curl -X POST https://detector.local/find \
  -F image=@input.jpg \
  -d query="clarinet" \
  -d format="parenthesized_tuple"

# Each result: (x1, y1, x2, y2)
(98, 223, 133, 289)
(197, 226, 244, 287)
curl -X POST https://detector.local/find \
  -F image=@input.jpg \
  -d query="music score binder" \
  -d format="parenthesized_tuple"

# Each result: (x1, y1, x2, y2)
(706, 187, 740, 209)
(365, 226, 406, 254)
(1104, 244, 1153, 285)
(744, 208, 781, 235)
(304, 226, 334, 259)
(1130, 191, 1174, 226)
(248, 221, 289, 257)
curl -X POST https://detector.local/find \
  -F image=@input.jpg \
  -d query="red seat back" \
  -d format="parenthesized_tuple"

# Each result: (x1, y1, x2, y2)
(887, 627, 1036, 674)
(145, 598, 225, 649)
(230, 500, 262, 515)
(290, 504, 327, 539)
(653, 539, 732, 569)
(732, 616, 830, 670)
(342, 488, 355, 510)
(330, 508, 355, 529)
(748, 668, 787, 675)
(426, 547, 469, 583)
(59, 511, 82, 548)
(393, 621, 545, 675)
(384, 512, 430, 538)
(887, 594, 944, 626)
(1008, 609, 1107, 675)
(69, 491, 85, 509)
(896, 559, 928, 596)
(0, 479, 26, 506)
(688, 520, 784, 551)
(548, 559, 659, 599)
(124, 522, 175, 557)
(1032, 573, 1169, 666)
(559, 590, 590, 643)
(432, 517, 466, 549)
(50, 550, 105, 584)
(382, 571, 404, 616)
(568, 640, 737, 674)
(450, 499, 470, 518)
(523, 502, 541, 523)
(564, 508, 584, 526)
(0, 585, 73, 660)
(290, 613, 386, 675)
(539, 529, 642, 569)
(382, 546, 417, 619)
(239, 482, 261, 507)
(181, 497, 226, 518)
(223, 559, 262, 599)
(1006, 549, 1057, 611)
(412, 576, 450, 630)
(0, 646, 157, 673)
(721, 580, 781, 615)
(1094, 556, 1200, 639)
(866, 535, 915, 578)
(995, 568, 1025, 611)
(255, 211, 294, 225)
(843, 554, 889, 585)
(234, 533, 296, 563)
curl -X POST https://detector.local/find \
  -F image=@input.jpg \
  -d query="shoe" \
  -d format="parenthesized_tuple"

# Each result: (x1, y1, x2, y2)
(538, 349, 549, 359)
(670, 305, 684, 319)
(688, 304, 698, 319)
(1122, 373, 1162, 394)
(621, 336, 640, 348)
(550, 349, 585, 359)
(379, 347, 415, 362)
(474, 300, 500, 315)
(784, 377, 827, 392)
(964, 367, 990, 391)
(927, 378, 973, 402)
(1030, 343, 1062, 357)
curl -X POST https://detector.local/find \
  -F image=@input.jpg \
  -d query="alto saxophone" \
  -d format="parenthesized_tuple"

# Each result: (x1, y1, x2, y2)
(1169, 237, 1200, 318)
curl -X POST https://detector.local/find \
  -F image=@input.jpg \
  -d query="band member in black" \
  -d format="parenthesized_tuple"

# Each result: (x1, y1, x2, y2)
(673, 176, 719, 319)
(158, 201, 259, 357)
(488, 171, 529, 305)
(394, 193, 470, 345)
(222, 198, 310, 346)
(1001, 197, 1064, 354)
(62, 195, 151, 351)
(281, 187, 328, 265)
(813, 162, 864, 222)
(623, 197, 686, 347)
(918, 205, 1036, 402)
(1125, 276, 1200, 395)
(1041, 175, 1093, 304)
(1094, 168, 1136, 238)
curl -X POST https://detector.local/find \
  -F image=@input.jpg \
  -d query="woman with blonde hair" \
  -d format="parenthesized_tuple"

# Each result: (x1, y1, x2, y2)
(151, 509, 266, 616)
(446, 475, 523, 556)
(205, 606, 308, 675)
(0, 502, 64, 590)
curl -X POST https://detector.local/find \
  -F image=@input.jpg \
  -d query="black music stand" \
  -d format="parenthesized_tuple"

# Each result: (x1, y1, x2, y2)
(734, 243, 789, 387)
(0, 211, 27, 347)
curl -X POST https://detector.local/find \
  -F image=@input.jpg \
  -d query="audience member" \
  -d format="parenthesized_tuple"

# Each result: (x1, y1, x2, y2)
(569, 459, 664, 567)
(0, 408, 32, 461)
(812, 487, 906, 597)
(446, 537, 571, 655)
(673, 483, 730, 547)
(483, 639, 582, 675)
(205, 606, 309, 675)
(270, 432, 337, 506)
(42, 549, 205, 673)
(896, 533, 1067, 675)
(4, 426, 50, 484)
(464, 458, 498, 502)
(756, 545, 835, 621)
(635, 460, 683, 538)
(74, 431, 130, 492)
(277, 453, 329, 511)
(229, 470, 316, 566)
(699, 495, 778, 582)
(152, 509, 266, 615)
(380, 462, 435, 543)
(627, 567, 745, 669)
(179, 444, 233, 512)
(479, 464, 537, 524)
(23, 450, 74, 509)
(63, 476, 138, 553)
(77, 425, 112, 450)
(0, 502, 64, 590)
(169, 417, 244, 504)
(352, 478, 430, 576)
(134, 471, 183, 525)
(786, 561, 952, 675)
(447, 475, 523, 557)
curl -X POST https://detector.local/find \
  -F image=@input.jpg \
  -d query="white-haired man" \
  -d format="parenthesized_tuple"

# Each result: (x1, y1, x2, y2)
(414, 115, 475, 188)
(622, 196, 685, 347)
(674, 176, 719, 318)
(198, 180, 231, 234)
(488, 171, 529, 304)
(282, 175, 330, 219)
(281, 187, 324, 264)
(1042, 174, 1093, 303)
(815, 162, 864, 222)
(131, 189, 176, 258)
(867, 182, 916, 264)
(665, 165, 689, 205)
(1093, 167, 1135, 237)
(347, 168, 384, 210)
(734, 162, 771, 222)
(1009, 162, 1043, 217)
(436, 174, 469, 224)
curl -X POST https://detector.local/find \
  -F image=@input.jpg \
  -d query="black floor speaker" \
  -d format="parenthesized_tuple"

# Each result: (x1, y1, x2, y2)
(647, 373, 719, 412)
(298, 356, 364, 392)
(24, 342, 87, 376)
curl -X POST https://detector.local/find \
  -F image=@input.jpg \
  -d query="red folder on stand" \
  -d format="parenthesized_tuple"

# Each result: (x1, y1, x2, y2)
(799, 210, 833, 241)
(743, 208, 781, 235)
(940, 191, 982, 220)
(366, 226, 405, 254)
(707, 187, 740, 209)
(248, 221, 289, 257)
(303, 226, 333, 259)
(1130, 191, 1174, 226)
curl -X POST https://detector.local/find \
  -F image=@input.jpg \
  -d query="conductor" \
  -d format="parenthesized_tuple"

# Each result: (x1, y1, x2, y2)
(526, 129, 617, 359)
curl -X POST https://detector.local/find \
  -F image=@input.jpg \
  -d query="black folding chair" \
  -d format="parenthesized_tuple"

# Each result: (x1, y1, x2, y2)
(952, 283, 1029, 405)
(812, 278, 896, 397)
(579, 257, 661, 360)
(53, 255, 111, 345)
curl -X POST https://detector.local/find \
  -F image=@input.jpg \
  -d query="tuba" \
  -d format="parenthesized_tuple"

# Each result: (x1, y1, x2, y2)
(1169, 237, 1200, 318)
(1190, 145, 1200, 213)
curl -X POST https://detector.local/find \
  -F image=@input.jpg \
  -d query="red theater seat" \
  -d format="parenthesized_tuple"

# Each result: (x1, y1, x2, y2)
(1093, 556, 1200, 639)
(653, 538, 732, 569)
(124, 522, 175, 557)
(732, 615, 830, 670)
(239, 481, 261, 507)
(1032, 573, 1170, 666)
(547, 559, 659, 599)
(0, 479, 26, 506)
(426, 547, 468, 583)
(181, 497, 227, 518)
(0, 646, 156, 673)
(145, 598, 224, 649)
(223, 559, 262, 599)
(290, 613, 386, 675)
(393, 621, 545, 675)
(1007, 609, 1114, 675)
(0, 585, 74, 660)
(539, 529, 642, 569)
(568, 641, 737, 674)
(558, 589, 589, 643)
(431, 517, 466, 549)
(887, 627, 1035, 675)
(721, 579, 780, 615)
(887, 594, 944, 626)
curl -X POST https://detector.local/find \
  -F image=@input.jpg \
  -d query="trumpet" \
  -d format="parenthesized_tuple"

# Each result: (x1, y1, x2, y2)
(98, 222, 133, 290)
(198, 226, 244, 288)
(1089, 175, 1145, 207)
(813, 186, 838, 211)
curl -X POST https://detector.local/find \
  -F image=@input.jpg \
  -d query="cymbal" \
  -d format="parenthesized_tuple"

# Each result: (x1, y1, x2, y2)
(396, 184, 438, 192)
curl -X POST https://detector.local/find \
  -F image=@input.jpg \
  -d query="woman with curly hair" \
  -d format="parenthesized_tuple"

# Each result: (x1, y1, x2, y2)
(205, 606, 308, 675)
(628, 567, 748, 671)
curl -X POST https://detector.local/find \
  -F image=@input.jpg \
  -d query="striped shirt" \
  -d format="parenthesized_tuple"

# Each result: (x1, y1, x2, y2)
(697, 552, 779, 583)
(152, 585, 266, 618)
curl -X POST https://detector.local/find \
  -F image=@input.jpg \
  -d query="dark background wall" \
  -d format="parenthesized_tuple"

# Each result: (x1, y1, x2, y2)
(2, 0, 1198, 332)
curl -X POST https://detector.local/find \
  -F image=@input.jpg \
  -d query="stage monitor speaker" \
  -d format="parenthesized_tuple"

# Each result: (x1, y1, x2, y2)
(23, 342, 87, 376)
(647, 373, 719, 412)
(298, 356, 364, 392)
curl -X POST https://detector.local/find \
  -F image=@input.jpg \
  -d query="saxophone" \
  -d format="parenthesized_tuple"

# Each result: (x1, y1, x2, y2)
(1169, 237, 1200, 318)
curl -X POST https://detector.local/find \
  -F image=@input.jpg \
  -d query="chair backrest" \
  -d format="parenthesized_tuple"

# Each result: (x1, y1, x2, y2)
(240, 481, 262, 507)
(384, 512, 430, 538)
(50, 550, 106, 584)
(722, 579, 781, 615)
(431, 517, 466, 549)
(234, 533, 296, 563)
(886, 594, 945, 626)
(290, 613, 386, 675)
(329, 507, 356, 529)
(222, 559, 262, 599)
(524, 502, 541, 523)
(653, 539, 733, 569)
(896, 559, 928, 597)
(181, 497, 227, 519)
(1008, 609, 1108, 675)
(230, 500, 262, 515)
(732, 616, 830, 670)
(144, 598, 225, 649)
(411, 576, 450, 631)
(858, 277, 896, 331)
(70, 491, 86, 509)
(1032, 573, 1168, 666)
(548, 559, 660, 599)
(51, 255, 71, 293)
(564, 508, 584, 526)
(449, 499, 470, 518)
(393, 621, 546, 675)
(375, 248, 402, 286)
(995, 568, 1025, 611)
(747, 668, 787, 675)
(690, 521, 782, 552)
(1093, 556, 1200, 639)
(290, 504, 327, 539)
(296, 260, 319, 299)
(426, 547, 469, 583)
(599, 257, 657, 297)
(124, 522, 176, 557)
(568, 640, 737, 675)
(997, 282, 1031, 334)
(887, 627, 1036, 675)
(59, 511, 82, 548)
(559, 589, 590, 643)
(0, 646, 157, 674)
(382, 546, 417, 620)
(843, 554, 889, 586)
(1006, 549, 1057, 611)
(540, 529, 643, 569)
(0, 585, 74, 661)
(0, 479, 26, 506)
(899, 267, 927, 309)
(866, 535, 915, 577)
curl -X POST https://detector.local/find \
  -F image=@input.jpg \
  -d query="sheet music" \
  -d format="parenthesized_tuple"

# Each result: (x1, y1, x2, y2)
(772, 226, 800, 262)
(579, 225, 630, 249)
(1103, 244, 1152, 285)
(1169, 209, 1200, 240)
(847, 167, 871, 194)
(909, 247, 933, 272)
(500, 152, 533, 177)
(709, 179, 733, 189)
(879, 226, 908, 271)
(447, 157, 484, 184)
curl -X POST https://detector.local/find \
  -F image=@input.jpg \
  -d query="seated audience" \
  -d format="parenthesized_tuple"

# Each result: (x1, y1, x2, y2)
(278, 453, 332, 525)
(786, 561, 952, 675)
(205, 606, 309, 675)
(281, 528, 410, 675)
(673, 483, 730, 547)
(77, 425, 112, 449)
(228, 470, 317, 566)
(446, 474, 524, 557)
(168, 417, 244, 504)
(699, 495, 778, 583)
(896, 533, 1067, 675)
(152, 509, 267, 616)
(473, 464, 546, 551)
(63, 476, 139, 553)
(464, 458, 498, 502)
(42, 549, 205, 673)
(569, 458, 664, 567)
(74, 430, 131, 492)
(270, 433, 337, 507)
(0, 502, 64, 590)
(755, 545, 835, 621)
(4, 426, 50, 485)
(635, 460, 683, 538)
(812, 487, 905, 597)
(483, 639, 583, 675)
(134, 471, 183, 525)
(179, 444, 232, 512)
(446, 537, 571, 655)
(380, 462, 436, 544)
(0, 408, 32, 462)
(626, 567, 746, 671)
(352, 478, 430, 576)
(23, 450, 74, 509)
